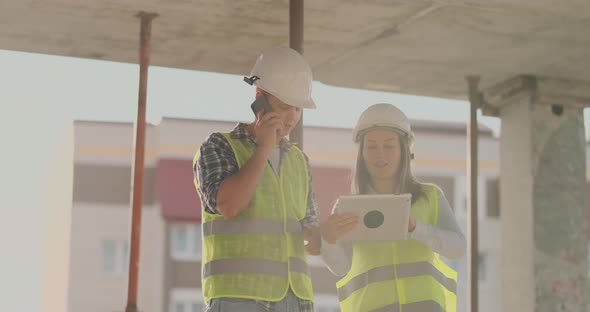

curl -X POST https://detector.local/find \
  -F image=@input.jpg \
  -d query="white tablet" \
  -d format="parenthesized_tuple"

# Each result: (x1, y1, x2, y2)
(333, 193, 412, 241)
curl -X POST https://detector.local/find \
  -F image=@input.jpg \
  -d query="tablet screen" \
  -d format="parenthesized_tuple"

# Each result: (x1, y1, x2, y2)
(334, 193, 411, 241)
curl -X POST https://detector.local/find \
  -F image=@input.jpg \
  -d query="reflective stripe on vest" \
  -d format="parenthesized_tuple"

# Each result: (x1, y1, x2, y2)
(202, 218, 303, 236)
(371, 300, 444, 312)
(338, 262, 457, 301)
(203, 257, 309, 278)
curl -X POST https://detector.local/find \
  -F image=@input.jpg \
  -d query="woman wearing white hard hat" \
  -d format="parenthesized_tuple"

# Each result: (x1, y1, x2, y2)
(320, 103, 466, 312)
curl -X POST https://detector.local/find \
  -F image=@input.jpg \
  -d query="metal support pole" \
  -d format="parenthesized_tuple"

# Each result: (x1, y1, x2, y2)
(125, 11, 157, 312)
(466, 76, 481, 312)
(289, 0, 304, 148)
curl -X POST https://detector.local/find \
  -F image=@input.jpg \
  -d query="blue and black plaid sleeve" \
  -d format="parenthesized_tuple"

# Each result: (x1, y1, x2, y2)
(194, 132, 238, 214)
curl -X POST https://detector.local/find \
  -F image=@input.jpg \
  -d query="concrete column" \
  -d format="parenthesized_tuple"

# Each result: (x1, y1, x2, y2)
(482, 76, 590, 312)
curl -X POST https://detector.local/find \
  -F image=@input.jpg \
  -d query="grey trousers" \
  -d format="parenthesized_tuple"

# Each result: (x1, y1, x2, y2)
(205, 289, 302, 312)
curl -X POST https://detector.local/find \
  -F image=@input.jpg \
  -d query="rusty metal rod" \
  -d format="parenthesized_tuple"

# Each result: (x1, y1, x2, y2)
(125, 11, 157, 312)
(466, 75, 481, 312)
(289, 0, 304, 148)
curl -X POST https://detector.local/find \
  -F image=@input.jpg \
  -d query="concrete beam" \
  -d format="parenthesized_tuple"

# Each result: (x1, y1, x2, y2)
(536, 77, 590, 108)
(482, 76, 590, 117)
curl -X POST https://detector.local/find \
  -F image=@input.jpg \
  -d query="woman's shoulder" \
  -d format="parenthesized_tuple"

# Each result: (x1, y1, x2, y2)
(416, 183, 444, 197)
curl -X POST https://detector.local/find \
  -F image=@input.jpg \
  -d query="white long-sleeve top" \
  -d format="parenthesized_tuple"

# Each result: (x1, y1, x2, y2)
(321, 187, 466, 276)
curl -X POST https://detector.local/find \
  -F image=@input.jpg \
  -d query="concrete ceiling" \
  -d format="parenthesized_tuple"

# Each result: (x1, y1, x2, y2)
(2, 0, 590, 100)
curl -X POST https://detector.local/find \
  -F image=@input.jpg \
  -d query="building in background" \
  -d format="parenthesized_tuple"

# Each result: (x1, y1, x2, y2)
(69, 115, 568, 312)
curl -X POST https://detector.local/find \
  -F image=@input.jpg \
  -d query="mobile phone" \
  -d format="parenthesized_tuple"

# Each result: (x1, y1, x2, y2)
(250, 94, 272, 115)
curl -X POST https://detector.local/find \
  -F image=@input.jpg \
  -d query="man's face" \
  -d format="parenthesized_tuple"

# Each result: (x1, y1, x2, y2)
(265, 93, 302, 138)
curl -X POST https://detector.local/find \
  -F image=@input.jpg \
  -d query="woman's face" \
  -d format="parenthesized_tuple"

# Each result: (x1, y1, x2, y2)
(362, 128, 402, 181)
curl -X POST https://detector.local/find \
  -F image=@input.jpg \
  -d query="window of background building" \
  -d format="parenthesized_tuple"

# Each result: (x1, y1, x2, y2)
(478, 252, 487, 282)
(169, 288, 204, 312)
(102, 239, 129, 275)
(486, 178, 500, 218)
(463, 196, 467, 215)
(171, 223, 201, 261)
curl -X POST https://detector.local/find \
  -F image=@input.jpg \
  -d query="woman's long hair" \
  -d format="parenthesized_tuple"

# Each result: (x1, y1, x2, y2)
(352, 129, 425, 204)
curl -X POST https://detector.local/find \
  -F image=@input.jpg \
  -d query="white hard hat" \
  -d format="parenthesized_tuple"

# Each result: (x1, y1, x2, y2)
(244, 47, 316, 109)
(352, 103, 415, 146)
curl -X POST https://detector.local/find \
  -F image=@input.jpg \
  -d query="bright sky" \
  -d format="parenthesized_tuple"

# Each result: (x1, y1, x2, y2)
(0, 49, 507, 135)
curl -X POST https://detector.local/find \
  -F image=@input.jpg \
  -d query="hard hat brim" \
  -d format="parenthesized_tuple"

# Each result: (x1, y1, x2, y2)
(281, 96, 316, 109)
(301, 97, 317, 109)
(255, 81, 316, 109)
(271, 93, 317, 109)
(354, 125, 415, 147)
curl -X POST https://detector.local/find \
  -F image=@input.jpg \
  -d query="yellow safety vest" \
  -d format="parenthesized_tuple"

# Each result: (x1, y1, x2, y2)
(336, 184, 458, 312)
(194, 132, 314, 304)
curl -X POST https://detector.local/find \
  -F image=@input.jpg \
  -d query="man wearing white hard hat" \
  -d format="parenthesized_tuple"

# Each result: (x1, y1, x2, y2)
(194, 47, 320, 312)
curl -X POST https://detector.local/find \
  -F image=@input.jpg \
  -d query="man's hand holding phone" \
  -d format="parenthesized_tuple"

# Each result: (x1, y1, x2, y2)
(252, 95, 281, 154)
(254, 109, 282, 155)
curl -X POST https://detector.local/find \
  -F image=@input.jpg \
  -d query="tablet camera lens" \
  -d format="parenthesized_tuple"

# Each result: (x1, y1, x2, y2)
(364, 210, 385, 229)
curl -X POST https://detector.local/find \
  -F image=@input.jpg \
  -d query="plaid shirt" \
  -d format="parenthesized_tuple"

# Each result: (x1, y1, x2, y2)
(194, 123, 318, 312)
